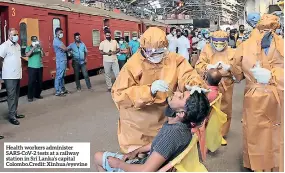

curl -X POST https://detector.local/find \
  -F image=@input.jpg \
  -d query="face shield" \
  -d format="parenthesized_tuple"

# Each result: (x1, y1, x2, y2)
(211, 37, 228, 52)
(142, 47, 167, 64)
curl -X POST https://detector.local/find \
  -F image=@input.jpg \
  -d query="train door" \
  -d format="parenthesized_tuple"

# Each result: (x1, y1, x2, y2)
(48, 14, 67, 78)
(0, 6, 8, 44)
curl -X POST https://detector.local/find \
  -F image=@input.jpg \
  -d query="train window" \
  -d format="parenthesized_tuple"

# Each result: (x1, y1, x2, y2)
(124, 31, 130, 43)
(19, 22, 27, 56)
(92, 30, 100, 46)
(53, 18, 61, 37)
(114, 30, 122, 43)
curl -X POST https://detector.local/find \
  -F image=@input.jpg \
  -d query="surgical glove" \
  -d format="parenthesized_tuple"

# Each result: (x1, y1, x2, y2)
(206, 61, 222, 70)
(185, 85, 211, 95)
(250, 67, 272, 84)
(151, 80, 169, 95)
(220, 62, 231, 71)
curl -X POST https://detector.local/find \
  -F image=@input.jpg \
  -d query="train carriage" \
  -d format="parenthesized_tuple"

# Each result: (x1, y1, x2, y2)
(0, 0, 166, 90)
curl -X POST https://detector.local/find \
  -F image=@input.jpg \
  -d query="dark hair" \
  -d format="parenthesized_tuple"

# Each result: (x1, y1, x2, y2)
(239, 25, 245, 28)
(105, 30, 111, 35)
(31, 36, 38, 40)
(176, 29, 181, 33)
(182, 91, 210, 126)
(74, 32, 80, 37)
(183, 30, 189, 37)
(207, 71, 222, 86)
(55, 27, 63, 34)
(190, 30, 195, 36)
(170, 27, 176, 32)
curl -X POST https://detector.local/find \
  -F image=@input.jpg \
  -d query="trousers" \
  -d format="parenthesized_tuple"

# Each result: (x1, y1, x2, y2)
(28, 67, 43, 99)
(4, 79, 20, 119)
(103, 61, 120, 89)
(72, 60, 91, 89)
(118, 60, 127, 70)
(54, 60, 67, 94)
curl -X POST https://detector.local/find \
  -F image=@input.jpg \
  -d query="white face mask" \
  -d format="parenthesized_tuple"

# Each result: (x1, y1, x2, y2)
(172, 31, 176, 36)
(119, 41, 123, 44)
(205, 34, 209, 38)
(58, 33, 63, 38)
(11, 35, 19, 43)
(147, 54, 164, 64)
(198, 35, 202, 38)
(32, 41, 39, 47)
(195, 32, 198, 36)
(132, 37, 137, 40)
(215, 47, 225, 52)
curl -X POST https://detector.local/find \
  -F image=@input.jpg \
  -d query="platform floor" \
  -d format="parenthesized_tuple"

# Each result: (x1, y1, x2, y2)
(0, 74, 248, 172)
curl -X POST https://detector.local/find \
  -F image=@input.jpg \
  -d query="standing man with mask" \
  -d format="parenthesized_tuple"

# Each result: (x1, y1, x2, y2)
(117, 37, 129, 70)
(232, 14, 284, 172)
(53, 27, 69, 97)
(0, 28, 25, 125)
(196, 30, 236, 146)
(129, 33, 140, 56)
(228, 29, 237, 48)
(176, 29, 191, 61)
(25, 36, 44, 102)
(112, 27, 207, 153)
(166, 27, 177, 53)
(68, 32, 91, 92)
(99, 30, 120, 92)
(236, 24, 245, 47)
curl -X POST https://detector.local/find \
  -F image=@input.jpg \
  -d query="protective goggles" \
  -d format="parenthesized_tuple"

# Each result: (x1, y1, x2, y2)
(142, 47, 166, 57)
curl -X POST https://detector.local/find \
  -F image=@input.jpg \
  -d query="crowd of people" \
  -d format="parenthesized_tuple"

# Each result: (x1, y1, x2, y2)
(0, 10, 283, 172)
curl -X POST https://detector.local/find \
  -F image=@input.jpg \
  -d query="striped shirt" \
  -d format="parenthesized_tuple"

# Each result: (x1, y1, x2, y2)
(149, 122, 191, 164)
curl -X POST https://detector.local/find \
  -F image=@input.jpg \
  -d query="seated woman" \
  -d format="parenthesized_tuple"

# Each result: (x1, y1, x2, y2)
(205, 69, 222, 103)
(94, 91, 210, 172)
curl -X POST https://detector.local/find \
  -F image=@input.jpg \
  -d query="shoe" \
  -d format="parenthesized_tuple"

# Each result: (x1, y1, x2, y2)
(16, 114, 25, 119)
(62, 90, 70, 94)
(221, 137, 227, 146)
(55, 93, 65, 97)
(35, 96, 43, 99)
(9, 119, 20, 125)
(0, 135, 4, 140)
(28, 99, 33, 102)
(77, 89, 81, 92)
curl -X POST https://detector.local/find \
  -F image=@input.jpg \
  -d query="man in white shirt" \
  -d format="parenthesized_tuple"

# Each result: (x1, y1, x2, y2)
(176, 29, 190, 61)
(166, 27, 177, 53)
(99, 30, 120, 92)
(0, 28, 25, 125)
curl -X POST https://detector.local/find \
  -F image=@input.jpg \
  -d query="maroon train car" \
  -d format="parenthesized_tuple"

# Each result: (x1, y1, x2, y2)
(0, 0, 165, 89)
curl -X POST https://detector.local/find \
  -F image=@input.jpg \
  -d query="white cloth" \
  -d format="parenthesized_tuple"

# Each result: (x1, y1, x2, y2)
(197, 39, 208, 51)
(166, 34, 177, 52)
(191, 37, 200, 49)
(250, 66, 272, 84)
(177, 36, 190, 61)
(0, 40, 22, 79)
(151, 80, 169, 94)
(185, 85, 210, 95)
(99, 40, 119, 62)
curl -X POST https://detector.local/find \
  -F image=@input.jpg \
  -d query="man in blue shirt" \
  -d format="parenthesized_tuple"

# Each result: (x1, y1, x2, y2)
(53, 27, 69, 97)
(117, 37, 129, 70)
(129, 33, 140, 56)
(68, 32, 91, 91)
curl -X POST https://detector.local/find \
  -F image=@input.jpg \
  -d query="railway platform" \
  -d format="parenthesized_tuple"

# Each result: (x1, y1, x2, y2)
(0, 74, 249, 172)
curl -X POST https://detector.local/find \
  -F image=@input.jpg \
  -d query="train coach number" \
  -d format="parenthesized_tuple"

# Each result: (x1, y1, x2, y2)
(12, 8, 16, 16)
